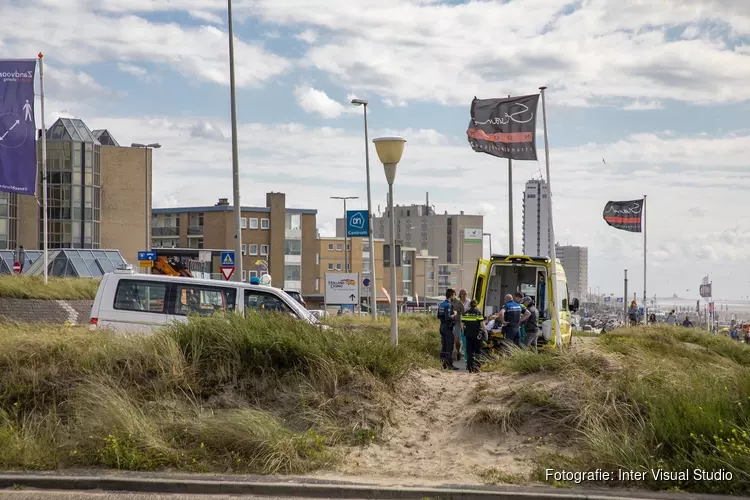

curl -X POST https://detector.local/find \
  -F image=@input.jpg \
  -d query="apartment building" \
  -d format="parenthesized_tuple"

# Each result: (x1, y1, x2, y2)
(556, 244, 588, 302)
(152, 193, 317, 294)
(522, 179, 552, 257)
(335, 194, 482, 294)
(0, 118, 139, 275)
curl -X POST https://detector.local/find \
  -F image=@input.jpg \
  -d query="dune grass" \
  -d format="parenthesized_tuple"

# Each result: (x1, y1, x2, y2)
(483, 325, 750, 494)
(0, 313, 439, 474)
(0, 276, 99, 300)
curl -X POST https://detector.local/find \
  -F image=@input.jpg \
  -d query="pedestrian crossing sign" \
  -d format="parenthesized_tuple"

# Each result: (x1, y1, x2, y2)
(220, 251, 235, 268)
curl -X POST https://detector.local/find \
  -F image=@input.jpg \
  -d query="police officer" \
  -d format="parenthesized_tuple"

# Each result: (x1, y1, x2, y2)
(437, 289, 459, 370)
(462, 300, 487, 373)
(503, 293, 523, 347)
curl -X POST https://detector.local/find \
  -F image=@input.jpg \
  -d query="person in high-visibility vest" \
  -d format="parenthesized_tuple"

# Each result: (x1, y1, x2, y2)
(461, 300, 487, 373)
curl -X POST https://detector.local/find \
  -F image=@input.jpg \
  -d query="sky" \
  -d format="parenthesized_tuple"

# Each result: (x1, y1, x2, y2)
(3, 0, 750, 300)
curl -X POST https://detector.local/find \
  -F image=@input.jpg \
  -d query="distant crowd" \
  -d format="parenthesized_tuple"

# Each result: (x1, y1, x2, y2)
(436, 288, 540, 372)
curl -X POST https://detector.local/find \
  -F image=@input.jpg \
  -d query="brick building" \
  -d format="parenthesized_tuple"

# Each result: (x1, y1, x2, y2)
(151, 193, 317, 294)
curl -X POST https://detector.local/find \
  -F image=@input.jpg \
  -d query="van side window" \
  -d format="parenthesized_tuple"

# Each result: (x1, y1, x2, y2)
(114, 280, 167, 313)
(173, 284, 237, 316)
(244, 290, 292, 314)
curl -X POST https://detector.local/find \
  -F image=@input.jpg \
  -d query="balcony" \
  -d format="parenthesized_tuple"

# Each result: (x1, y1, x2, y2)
(187, 225, 203, 237)
(152, 227, 179, 237)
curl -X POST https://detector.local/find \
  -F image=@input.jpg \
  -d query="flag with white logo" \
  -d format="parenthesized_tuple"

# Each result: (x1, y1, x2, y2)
(603, 199, 644, 233)
(0, 59, 37, 195)
(466, 94, 540, 161)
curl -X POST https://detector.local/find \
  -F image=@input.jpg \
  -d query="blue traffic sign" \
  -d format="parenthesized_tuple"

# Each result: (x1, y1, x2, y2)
(363, 278, 371, 287)
(220, 251, 235, 268)
(138, 251, 156, 261)
(604, 296, 611, 303)
(346, 210, 369, 238)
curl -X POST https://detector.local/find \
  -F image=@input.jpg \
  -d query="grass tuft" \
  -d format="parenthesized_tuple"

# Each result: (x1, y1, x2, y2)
(492, 325, 750, 494)
(0, 276, 99, 300)
(0, 314, 439, 474)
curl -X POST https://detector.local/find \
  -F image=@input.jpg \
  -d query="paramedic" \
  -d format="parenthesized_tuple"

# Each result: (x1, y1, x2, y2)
(462, 300, 487, 373)
(503, 293, 523, 347)
(437, 289, 459, 370)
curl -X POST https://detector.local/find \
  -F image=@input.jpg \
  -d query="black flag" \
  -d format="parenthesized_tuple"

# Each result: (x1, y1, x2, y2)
(467, 94, 540, 161)
(603, 199, 644, 233)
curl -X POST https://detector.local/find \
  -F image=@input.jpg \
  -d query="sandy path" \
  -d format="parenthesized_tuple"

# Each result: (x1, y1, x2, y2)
(316, 368, 550, 484)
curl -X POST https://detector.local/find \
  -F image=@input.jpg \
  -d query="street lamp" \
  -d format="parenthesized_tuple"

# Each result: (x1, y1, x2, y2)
(131, 142, 161, 265)
(351, 98, 378, 321)
(331, 196, 358, 274)
(373, 136, 406, 345)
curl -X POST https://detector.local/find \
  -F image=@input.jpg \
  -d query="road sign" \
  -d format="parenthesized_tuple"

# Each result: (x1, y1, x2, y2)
(137, 251, 156, 261)
(221, 267, 234, 280)
(139, 260, 154, 268)
(363, 278, 371, 287)
(12, 261, 21, 274)
(220, 251, 235, 268)
(346, 210, 369, 238)
(325, 272, 360, 305)
(604, 296, 611, 303)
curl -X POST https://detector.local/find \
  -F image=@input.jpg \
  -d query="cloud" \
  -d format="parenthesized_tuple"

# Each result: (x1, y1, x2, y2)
(0, 3, 290, 89)
(623, 100, 665, 111)
(246, 0, 750, 107)
(188, 120, 225, 140)
(295, 29, 318, 44)
(293, 86, 358, 118)
(188, 9, 224, 25)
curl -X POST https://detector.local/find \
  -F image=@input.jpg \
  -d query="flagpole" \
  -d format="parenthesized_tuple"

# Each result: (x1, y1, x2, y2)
(38, 53, 48, 285)
(507, 94, 514, 255)
(643, 194, 647, 322)
(539, 86, 561, 347)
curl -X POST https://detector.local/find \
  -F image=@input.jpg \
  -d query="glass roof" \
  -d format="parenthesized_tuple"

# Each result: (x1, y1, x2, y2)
(0, 249, 127, 278)
(46, 118, 101, 144)
(92, 129, 120, 146)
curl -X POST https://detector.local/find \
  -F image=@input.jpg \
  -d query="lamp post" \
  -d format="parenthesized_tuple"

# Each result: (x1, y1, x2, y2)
(227, 0, 243, 282)
(373, 136, 406, 345)
(331, 196, 358, 274)
(131, 142, 161, 268)
(351, 98, 378, 320)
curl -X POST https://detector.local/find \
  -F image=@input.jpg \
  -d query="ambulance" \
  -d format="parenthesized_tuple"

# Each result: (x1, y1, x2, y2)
(471, 254, 580, 346)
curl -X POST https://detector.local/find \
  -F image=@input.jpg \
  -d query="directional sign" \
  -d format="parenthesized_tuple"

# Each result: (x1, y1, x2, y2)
(139, 260, 154, 268)
(325, 272, 360, 305)
(220, 251, 235, 268)
(12, 261, 21, 274)
(604, 296, 611, 303)
(137, 251, 156, 261)
(346, 210, 369, 238)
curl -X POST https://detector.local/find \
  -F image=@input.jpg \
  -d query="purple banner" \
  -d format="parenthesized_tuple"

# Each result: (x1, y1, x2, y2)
(0, 60, 37, 196)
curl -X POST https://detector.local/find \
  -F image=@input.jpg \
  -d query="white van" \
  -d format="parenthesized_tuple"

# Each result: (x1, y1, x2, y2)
(89, 268, 319, 334)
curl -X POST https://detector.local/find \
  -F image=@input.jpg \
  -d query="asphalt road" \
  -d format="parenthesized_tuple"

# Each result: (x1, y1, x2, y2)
(0, 492, 345, 500)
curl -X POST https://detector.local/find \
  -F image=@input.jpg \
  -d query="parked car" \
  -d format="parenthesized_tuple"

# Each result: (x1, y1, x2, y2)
(89, 268, 319, 334)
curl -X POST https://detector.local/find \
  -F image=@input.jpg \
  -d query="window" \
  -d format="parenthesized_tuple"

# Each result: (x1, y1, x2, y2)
(241, 270, 247, 282)
(328, 243, 334, 251)
(336, 263, 342, 271)
(249, 218, 259, 229)
(249, 244, 258, 255)
(244, 290, 291, 315)
(328, 263, 334, 270)
(284, 239, 302, 255)
(240, 217, 247, 229)
(261, 244, 269, 255)
(315, 253, 319, 265)
(261, 218, 270, 230)
(285, 213, 301, 230)
(173, 283, 237, 316)
(113, 280, 167, 313)
(242, 244, 247, 256)
(284, 265, 301, 281)
(249, 270, 258, 278)
(315, 278, 319, 291)
(336, 243, 343, 251)
(346, 244, 350, 251)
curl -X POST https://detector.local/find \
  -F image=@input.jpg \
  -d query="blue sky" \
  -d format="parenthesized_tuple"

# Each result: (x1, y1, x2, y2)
(5, 0, 750, 299)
